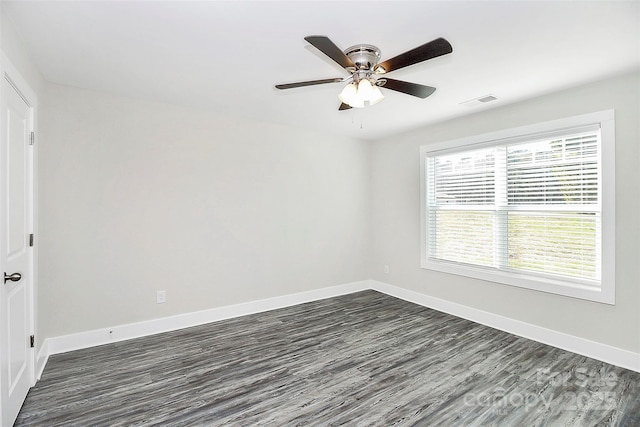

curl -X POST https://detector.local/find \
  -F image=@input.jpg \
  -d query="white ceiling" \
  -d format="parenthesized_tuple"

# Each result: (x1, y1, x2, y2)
(3, 1, 639, 141)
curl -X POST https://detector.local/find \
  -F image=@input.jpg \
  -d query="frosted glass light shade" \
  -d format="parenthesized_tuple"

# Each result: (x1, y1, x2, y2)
(369, 85, 384, 105)
(357, 78, 373, 102)
(339, 83, 364, 108)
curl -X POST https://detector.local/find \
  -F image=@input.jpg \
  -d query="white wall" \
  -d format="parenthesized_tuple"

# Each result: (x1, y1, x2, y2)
(40, 83, 371, 338)
(371, 71, 640, 352)
(1, 11, 45, 96)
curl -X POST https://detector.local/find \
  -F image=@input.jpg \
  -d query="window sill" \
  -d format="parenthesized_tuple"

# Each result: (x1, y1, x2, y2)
(421, 259, 614, 305)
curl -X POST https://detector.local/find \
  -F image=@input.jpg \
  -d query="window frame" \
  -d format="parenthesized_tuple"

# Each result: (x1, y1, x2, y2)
(420, 110, 615, 304)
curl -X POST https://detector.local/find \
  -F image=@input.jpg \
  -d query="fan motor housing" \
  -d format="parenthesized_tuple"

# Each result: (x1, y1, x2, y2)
(344, 44, 381, 71)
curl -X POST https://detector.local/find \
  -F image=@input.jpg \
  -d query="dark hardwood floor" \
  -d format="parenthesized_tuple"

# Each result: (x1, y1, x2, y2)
(15, 290, 640, 426)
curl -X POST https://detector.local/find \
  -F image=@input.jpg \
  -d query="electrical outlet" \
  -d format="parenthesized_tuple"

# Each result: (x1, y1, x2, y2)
(384, 265, 390, 274)
(156, 290, 166, 304)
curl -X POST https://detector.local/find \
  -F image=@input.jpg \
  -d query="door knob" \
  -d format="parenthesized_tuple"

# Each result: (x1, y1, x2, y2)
(4, 272, 21, 283)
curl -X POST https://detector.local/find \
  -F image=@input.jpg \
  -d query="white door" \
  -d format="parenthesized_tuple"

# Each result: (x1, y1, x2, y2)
(0, 73, 34, 427)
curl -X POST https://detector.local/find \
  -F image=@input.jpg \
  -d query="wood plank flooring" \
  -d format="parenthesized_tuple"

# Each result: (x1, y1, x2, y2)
(15, 290, 640, 426)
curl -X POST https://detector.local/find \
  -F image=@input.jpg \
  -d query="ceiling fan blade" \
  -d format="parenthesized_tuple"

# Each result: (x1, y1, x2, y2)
(338, 102, 352, 111)
(380, 78, 436, 98)
(304, 35, 355, 70)
(275, 78, 343, 90)
(375, 38, 452, 74)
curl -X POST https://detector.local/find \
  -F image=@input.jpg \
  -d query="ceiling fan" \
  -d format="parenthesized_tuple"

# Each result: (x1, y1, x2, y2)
(275, 36, 453, 110)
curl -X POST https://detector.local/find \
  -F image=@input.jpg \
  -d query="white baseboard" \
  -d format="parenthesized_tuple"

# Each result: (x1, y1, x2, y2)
(35, 340, 49, 380)
(38, 279, 639, 378)
(43, 280, 370, 357)
(369, 280, 640, 373)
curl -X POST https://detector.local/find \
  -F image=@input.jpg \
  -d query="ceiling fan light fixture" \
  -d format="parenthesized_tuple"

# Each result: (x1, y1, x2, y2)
(338, 78, 384, 108)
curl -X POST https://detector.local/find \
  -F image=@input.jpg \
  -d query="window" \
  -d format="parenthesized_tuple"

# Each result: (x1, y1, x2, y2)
(420, 111, 615, 304)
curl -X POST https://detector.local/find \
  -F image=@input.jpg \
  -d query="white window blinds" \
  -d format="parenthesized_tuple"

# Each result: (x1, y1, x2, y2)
(426, 127, 601, 286)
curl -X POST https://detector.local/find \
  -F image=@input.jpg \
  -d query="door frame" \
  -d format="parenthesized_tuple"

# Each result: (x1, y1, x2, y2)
(0, 52, 38, 423)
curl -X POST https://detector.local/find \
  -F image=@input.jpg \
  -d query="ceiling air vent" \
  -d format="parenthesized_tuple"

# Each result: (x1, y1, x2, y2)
(477, 95, 497, 103)
(460, 94, 498, 107)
